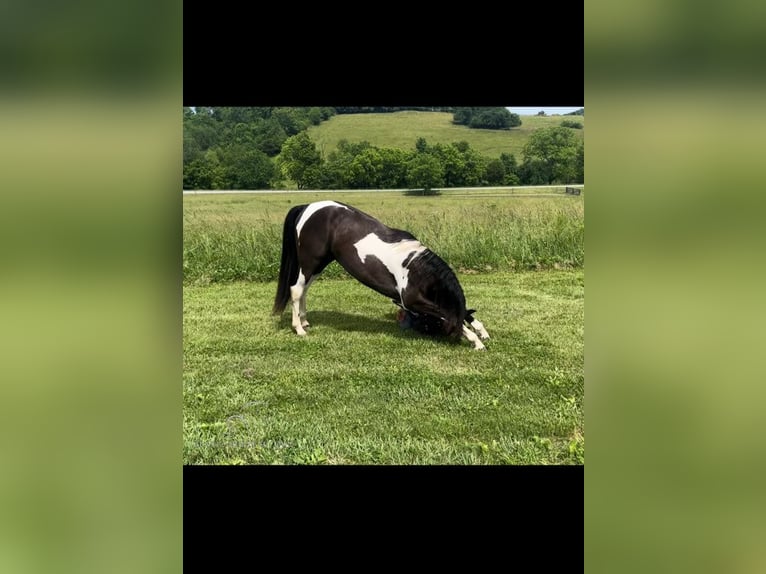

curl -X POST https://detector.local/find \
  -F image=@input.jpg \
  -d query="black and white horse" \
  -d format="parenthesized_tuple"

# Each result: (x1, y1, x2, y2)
(272, 200, 490, 350)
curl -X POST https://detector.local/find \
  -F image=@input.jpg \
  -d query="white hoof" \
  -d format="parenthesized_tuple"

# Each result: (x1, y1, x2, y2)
(295, 326, 307, 336)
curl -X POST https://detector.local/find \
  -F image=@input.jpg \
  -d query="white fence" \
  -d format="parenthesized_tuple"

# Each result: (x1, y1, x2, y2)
(182, 185, 585, 195)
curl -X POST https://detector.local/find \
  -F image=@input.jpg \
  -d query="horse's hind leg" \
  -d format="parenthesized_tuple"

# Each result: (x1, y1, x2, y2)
(291, 256, 330, 335)
(298, 276, 315, 329)
(290, 271, 309, 336)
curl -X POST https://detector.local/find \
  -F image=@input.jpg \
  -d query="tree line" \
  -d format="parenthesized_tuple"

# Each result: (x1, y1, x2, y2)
(183, 107, 583, 190)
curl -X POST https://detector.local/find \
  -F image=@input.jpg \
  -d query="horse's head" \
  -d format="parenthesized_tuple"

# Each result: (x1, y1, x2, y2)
(403, 250, 469, 340)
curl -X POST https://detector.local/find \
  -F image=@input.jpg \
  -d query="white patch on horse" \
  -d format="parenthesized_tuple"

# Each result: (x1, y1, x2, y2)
(353, 233, 426, 301)
(469, 318, 490, 340)
(290, 270, 309, 335)
(462, 324, 486, 350)
(296, 201, 349, 243)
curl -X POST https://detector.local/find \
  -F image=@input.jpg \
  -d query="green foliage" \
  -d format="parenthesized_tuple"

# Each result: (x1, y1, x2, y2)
(376, 147, 410, 188)
(277, 132, 322, 189)
(523, 127, 581, 184)
(252, 119, 287, 156)
(484, 158, 506, 185)
(499, 152, 519, 182)
(320, 140, 374, 189)
(218, 145, 274, 189)
(407, 153, 444, 191)
(426, 142, 485, 187)
(183, 151, 225, 190)
(348, 148, 385, 188)
(184, 108, 585, 190)
(452, 107, 476, 125)
(307, 107, 323, 126)
(453, 107, 521, 130)
(561, 120, 583, 129)
(565, 108, 584, 116)
(183, 107, 335, 189)
(272, 107, 310, 136)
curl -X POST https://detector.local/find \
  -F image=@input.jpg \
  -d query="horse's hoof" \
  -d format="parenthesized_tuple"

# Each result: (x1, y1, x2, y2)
(301, 321, 310, 328)
(295, 328, 307, 336)
(480, 333, 490, 341)
(474, 343, 487, 351)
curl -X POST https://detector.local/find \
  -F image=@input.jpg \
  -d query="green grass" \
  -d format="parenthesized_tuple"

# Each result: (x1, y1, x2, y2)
(183, 270, 584, 465)
(183, 190, 584, 283)
(307, 111, 585, 159)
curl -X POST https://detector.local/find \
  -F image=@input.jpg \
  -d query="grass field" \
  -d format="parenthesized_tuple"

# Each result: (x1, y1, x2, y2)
(183, 191, 584, 464)
(307, 111, 585, 159)
(183, 271, 584, 465)
(183, 189, 584, 283)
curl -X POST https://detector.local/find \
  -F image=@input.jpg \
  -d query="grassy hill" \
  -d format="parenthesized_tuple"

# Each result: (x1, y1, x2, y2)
(307, 111, 584, 159)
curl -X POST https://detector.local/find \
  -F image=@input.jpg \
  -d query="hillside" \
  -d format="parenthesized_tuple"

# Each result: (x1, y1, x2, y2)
(306, 111, 584, 159)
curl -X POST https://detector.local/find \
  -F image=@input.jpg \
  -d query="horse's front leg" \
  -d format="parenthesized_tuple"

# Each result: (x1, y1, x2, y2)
(461, 324, 487, 351)
(468, 317, 490, 341)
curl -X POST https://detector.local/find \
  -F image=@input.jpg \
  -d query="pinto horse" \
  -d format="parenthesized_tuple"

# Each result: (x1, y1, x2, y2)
(272, 201, 490, 350)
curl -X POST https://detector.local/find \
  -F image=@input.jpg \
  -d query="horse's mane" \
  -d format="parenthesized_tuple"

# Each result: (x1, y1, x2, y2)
(409, 249, 466, 337)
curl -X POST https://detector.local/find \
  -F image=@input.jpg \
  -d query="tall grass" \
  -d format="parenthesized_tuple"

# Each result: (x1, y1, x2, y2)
(183, 193, 584, 284)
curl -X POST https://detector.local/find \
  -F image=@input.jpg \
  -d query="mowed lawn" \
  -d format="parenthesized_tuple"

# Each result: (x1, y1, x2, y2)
(183, 270, 584, 465)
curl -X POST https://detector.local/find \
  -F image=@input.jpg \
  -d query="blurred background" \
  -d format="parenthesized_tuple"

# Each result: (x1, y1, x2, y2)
(586, 0, 766, 572)
(0, 0, 180, 572)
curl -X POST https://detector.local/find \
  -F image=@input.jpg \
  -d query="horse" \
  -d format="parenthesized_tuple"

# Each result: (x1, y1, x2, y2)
(272, 200, 490, 350)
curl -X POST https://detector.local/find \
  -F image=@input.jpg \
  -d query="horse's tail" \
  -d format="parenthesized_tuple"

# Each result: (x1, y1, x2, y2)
(273, 204, 308, 315)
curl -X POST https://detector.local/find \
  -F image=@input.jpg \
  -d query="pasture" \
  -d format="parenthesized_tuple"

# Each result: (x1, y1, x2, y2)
(306, 111, 585, 158)
(183, 190, 584, 464)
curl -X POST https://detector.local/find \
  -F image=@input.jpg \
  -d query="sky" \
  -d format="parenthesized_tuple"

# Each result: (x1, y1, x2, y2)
(506, 107, 583, 116)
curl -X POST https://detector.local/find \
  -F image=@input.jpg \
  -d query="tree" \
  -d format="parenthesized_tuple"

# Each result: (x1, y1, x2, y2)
(252, 119, 287, 156)
(219, 145, 274, 189)
(500, 153, 520, 185)
(469, 108, 521, 130)
(518, 159, 551, 185)
(484, 159, 506, 185)
(278, 132, 322, 189)
(272, 107, 310, 136)
(183, 149, 225, 190)
(522, 127, 580, 184)
(453, 107, 521, 130)
(307, 107, 323, 125)
(430, 143, 466, 187)
(348, 148, 384, 188)
(452, 107, 478, 126)
(406, 154, 444, 192)
(377, 148, 410, 188)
